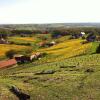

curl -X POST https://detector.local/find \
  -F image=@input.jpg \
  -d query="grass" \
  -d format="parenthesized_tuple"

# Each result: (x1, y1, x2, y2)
(89, 42, 100, 54)
(0, 35, 100, 100)
(0, 53, 100, 99)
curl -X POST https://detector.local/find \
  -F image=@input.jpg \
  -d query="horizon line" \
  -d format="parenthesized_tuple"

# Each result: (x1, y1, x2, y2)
(0, 22, 100, 25)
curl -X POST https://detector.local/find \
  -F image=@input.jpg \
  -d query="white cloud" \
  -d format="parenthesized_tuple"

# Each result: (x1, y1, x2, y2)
(0, 0, 100, 24)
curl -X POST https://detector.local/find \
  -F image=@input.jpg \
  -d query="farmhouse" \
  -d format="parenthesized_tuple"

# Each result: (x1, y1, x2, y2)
(38, 41, 56, 47)
(0, 59, 17, 69)
(30, 54, 37, 60)
(14, 55, 24, 63)
(46, 41, 56, 47)
(38, 41, 47, 47)
(14, 55, 30, 63)
(0, 38, 9, 44)
(50, 41, 56, 45)
(14, 52, 43, 63)
(81, 32, 85, 36)
(96, 36, 100, 41)
(30, 52, 43, 60)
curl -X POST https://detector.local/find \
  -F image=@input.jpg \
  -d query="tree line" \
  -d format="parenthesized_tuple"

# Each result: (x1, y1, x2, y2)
(0, 27, 100, 39)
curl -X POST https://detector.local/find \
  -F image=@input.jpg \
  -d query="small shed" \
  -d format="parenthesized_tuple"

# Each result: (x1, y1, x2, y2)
(50, 41, 56, 45)
(81, 32, 85, 36)
(38, 41, 47, 47)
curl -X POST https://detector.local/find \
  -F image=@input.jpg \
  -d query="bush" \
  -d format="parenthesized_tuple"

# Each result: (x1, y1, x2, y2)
(51, 31, 61, 38)
(6, 50, 17, 59)
(96, 44, 100, 53)
(85, 68, 94, 73)
(35, 70, 55, 75)
(10, 41, 31, 46)
(86, 33, 96, 42)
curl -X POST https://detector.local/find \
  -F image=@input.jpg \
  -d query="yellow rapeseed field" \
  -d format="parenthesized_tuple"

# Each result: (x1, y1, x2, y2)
(37, 39, 92, 62)
(0, 44, 30, 56)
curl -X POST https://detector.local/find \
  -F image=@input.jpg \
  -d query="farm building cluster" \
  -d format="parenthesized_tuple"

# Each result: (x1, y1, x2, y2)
(0, 52, 44, 69)
(38, 41, 56, 47)
(0, 38, 9, 44)
(14, 52, 43, 63)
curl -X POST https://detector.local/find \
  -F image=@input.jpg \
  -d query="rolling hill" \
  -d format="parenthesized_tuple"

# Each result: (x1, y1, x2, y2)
(0, 34, 100, 100)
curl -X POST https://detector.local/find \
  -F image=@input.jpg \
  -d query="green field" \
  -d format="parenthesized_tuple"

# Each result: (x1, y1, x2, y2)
(0, 54, 100, 100)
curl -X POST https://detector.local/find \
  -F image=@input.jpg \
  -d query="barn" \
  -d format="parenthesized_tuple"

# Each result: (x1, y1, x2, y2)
(14, 55, 31, 63)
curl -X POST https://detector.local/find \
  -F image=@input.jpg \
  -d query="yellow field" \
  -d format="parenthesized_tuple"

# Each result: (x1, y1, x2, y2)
(9, 37, 36, 42)
(37, 39, 92, 62)
(0, 44, 30, 56)
(16, 37, 35, 41)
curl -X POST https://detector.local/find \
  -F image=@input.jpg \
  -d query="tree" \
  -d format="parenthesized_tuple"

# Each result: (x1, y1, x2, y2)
(86, 33, 96, 42)
(0, 29, 12, 38)
(51, 30, 61, 38)
(6, 50, 17, 59)
(96, 44, 100, 53)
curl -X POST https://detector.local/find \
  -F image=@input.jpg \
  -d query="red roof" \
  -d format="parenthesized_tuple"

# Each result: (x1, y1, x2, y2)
(0, 59, 17, 69)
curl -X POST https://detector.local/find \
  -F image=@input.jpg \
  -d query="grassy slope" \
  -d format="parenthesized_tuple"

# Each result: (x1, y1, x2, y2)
(0, 54, 100, 100)
(0, 37, 100, 100)
(89, 42, 100, 54)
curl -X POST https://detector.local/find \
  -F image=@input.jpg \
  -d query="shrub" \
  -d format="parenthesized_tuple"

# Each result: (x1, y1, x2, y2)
(86, 33, 96, 42)
(10, 42, 31, 46)
(51, 31, 61, 38)
(35, 70, 55, 75)
(85, 68, 94, 73)
(6, 50, 17, 59)
(96, 44, 100, 53)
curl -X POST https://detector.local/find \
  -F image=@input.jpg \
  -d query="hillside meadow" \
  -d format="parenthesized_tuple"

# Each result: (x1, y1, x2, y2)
(0, 33, 100, 100)
(0, 53, 100, 100)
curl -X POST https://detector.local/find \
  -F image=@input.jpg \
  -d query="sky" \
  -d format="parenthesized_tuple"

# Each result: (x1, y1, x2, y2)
(0, 0, 100, 24)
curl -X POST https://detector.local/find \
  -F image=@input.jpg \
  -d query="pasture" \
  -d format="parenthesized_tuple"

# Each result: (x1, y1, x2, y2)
(0, 33, 100, 100)
(0, 53, 100, 100)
